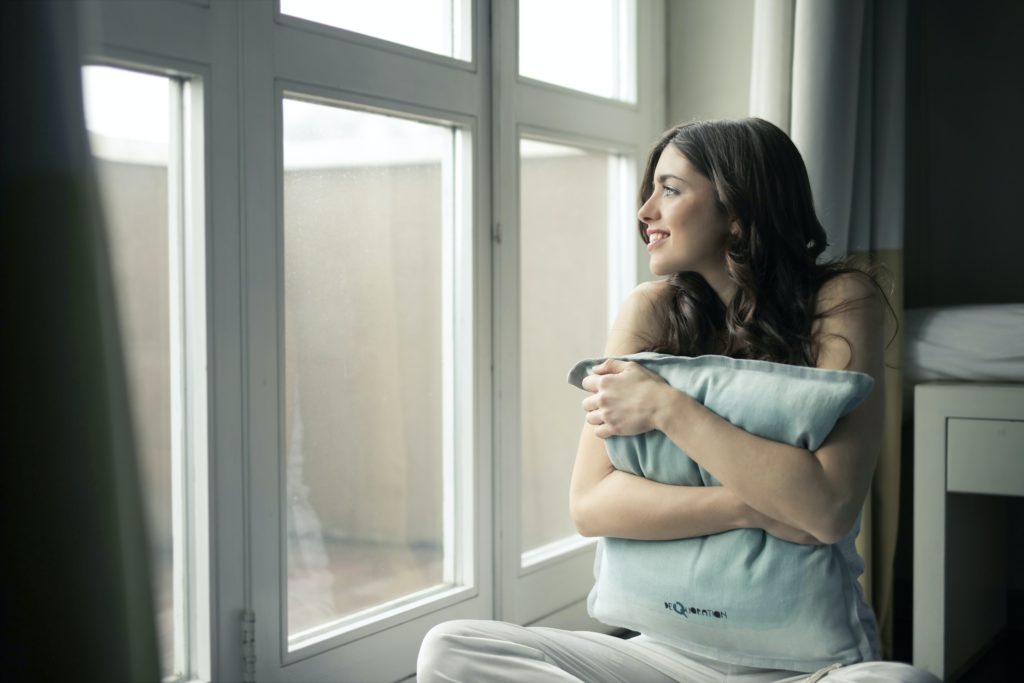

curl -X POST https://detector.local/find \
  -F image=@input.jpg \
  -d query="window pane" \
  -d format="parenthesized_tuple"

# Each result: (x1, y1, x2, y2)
(280, 0, 471, 61)
(519, 0, 636, 101)
(519, 139, 613, 560)
(82, 66, 177, 679)
(283, 99, 455, 642)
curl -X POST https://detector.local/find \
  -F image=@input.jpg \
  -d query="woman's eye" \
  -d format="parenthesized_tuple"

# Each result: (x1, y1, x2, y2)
(663, 186, 679, 196)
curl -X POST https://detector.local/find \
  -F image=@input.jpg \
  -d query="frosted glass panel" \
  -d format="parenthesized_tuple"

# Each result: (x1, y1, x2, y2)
(283, 98, 454, 641)
(519, 0, 636, 101)
(83, 65, 176, 679)
(519, 138, 612, 560)
(281, 0, 471, 61)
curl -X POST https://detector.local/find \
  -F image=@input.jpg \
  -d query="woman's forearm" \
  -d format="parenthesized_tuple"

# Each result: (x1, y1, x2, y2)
(651, 387, 842, 542)
(572, 471, 748, 540)
(570, 393, 827, 543)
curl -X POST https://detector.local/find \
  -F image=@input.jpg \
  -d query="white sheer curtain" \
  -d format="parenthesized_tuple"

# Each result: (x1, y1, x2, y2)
(0, 1, 159, 679)
(749, 0, 909, 660)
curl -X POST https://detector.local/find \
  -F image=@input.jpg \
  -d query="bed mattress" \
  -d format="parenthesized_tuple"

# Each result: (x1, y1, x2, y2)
(904, 303, 1024, 382)
(902, 303, 1024, 417)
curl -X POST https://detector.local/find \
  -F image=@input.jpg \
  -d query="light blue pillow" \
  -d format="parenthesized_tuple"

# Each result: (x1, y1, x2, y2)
(567, 352, 877, 671)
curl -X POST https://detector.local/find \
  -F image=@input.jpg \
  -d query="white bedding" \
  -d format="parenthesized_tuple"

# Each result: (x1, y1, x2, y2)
(902, 303, 1024, 417)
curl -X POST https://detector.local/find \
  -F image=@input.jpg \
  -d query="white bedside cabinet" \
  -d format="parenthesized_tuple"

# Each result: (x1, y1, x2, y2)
(913, 382, 1024, 681)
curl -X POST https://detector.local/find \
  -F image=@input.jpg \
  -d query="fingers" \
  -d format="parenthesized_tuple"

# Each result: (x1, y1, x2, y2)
(581, 360, 630, 440)
(581, 370, 617, 392)
(583, 399, 611, 434)
(592, 358, 629, 375)
(583, 361, 630, 391)
(585, 410, 618, 440)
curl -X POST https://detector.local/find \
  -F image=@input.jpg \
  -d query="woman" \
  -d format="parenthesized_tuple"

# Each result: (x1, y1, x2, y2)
(417, 119, 940, 682)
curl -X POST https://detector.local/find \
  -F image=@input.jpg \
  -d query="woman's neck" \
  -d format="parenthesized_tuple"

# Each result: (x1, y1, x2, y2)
(701, 264, 738, 308)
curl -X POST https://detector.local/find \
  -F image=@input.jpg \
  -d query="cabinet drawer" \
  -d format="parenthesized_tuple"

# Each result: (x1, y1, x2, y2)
(947, 418, 1024, 496)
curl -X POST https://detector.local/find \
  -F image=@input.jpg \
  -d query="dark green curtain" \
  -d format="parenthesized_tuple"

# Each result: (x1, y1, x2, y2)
(0, 1, 160, 680)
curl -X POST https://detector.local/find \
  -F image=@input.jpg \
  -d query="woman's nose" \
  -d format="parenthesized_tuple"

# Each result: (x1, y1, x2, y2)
(638, 194, 657, 224)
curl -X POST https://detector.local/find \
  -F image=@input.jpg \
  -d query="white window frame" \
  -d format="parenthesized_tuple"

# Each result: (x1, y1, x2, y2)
(78, 0, 665, 680)
(80, 1, 240, 680)
(242, 2, 493, 680)
(79, 47, 213, 683)
(492, 0, 665, 628)
(260, 81, 484, 677)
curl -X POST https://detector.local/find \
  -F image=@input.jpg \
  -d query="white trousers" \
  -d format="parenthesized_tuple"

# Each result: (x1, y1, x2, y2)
(416, 620, 943, 683)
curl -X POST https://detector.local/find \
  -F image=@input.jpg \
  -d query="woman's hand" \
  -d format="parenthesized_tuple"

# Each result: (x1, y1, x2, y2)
(580, 359, 678, 439)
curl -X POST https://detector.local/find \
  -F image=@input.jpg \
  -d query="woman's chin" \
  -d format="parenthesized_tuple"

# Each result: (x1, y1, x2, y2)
(648, 258, 678, 277)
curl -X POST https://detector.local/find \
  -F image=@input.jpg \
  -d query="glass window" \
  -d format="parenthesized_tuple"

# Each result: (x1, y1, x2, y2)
(518, 0, 636, 101)
(280, 0, 472, 61)
(518, 138, 625, 565)
(82, 65, 180, 680)
(282, 98, 463, 646)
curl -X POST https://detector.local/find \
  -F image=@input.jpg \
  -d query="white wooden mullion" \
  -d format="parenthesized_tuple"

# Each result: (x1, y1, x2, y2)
(167, 74, 189, 680)
(453, 125, 482, 595)
(517, 123, 640, 157)
(272, 21, 481, 118)
(89, 0, 212, 66)
(489, 0, 520, 626)
(514, 84, 644, 140)
(441, 123, 458, 589)
(182, 69, 213, 683)
(238, 2, 280, 682)
(204, 4, 246, 681)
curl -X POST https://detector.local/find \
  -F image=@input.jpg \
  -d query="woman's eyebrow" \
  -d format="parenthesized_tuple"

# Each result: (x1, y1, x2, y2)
(656, 173, 687, 185)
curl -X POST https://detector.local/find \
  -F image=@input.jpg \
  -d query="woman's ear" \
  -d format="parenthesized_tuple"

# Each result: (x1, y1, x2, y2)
(729, 219, 741, 239)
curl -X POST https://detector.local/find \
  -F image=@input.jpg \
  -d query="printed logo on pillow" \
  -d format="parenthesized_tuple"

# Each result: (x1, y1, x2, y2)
(664, 601, 728, 619)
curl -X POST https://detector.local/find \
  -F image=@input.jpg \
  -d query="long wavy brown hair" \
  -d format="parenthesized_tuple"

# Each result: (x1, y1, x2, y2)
(636, 118, 898, 368)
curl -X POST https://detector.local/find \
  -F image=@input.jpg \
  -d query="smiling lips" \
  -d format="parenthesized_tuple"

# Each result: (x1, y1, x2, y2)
(646, 228, 669, 250)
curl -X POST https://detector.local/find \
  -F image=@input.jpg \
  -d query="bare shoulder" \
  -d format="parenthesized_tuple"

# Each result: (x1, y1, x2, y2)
(633, 279, 674, 309)
(814, 271, 882, 316)
(812, 272, 885, 372)
(605, 280, 673, 355)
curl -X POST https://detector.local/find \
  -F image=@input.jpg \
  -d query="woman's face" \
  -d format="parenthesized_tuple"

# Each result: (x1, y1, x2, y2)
(638, 145, 736, 277)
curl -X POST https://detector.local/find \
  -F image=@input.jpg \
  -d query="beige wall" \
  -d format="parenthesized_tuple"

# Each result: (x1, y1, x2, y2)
(666, 0, 755, 125)
(284, 164, 444, 547)
(639, 0, 755, 284)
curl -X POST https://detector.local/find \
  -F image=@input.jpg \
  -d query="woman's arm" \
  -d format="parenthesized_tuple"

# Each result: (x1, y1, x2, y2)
(571, 424, 820, 542)
(570, 421, 749, 539)
(569, 282, 822, 544)
(584, 273, 885, 544)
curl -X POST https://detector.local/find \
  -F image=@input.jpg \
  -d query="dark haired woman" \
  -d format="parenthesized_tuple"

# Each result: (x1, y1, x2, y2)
(417, 119, 940, 682)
